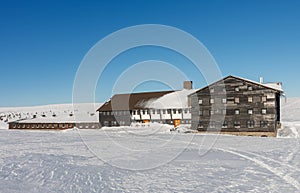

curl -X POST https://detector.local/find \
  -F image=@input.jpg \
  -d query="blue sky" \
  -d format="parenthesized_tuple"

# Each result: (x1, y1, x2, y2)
(0, 0, 299, 106)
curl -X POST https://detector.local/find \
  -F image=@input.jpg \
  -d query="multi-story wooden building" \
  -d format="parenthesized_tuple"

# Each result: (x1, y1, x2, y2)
(190, 75, 284, 137)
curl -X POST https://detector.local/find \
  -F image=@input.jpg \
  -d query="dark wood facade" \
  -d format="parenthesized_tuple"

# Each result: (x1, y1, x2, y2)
(190, 76, 283, 136)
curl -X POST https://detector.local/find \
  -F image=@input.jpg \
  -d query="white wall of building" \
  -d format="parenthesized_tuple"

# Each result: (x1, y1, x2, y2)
(150, 109, 161, 120)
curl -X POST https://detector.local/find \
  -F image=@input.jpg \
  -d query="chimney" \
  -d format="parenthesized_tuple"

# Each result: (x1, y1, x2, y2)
(183, 81, 193, 90)
(259, 77, 263, 84)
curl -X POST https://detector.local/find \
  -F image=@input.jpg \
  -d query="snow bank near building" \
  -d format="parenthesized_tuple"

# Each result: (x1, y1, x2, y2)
(279, 98, 300, 138)
(145, 89, 196, 109)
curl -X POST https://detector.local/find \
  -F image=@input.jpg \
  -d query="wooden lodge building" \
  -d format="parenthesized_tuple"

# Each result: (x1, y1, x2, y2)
(189, 75, 284, 137)
(97, 81, 195, 127)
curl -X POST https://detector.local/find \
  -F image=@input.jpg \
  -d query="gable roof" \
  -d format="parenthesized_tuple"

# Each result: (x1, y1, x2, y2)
(145, 89, 197, 109)
(190, 75, 284, 95)
(97, 90, 174, 111)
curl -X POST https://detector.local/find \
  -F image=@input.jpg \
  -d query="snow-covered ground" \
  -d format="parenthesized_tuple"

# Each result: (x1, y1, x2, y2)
(278, 98, 300, 138)
(0, 99, 300, 192)
(0, 127, 300, 192)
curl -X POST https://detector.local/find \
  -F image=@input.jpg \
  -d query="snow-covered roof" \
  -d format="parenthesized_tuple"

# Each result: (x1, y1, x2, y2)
(145, 89, 196, 109)
(192, 75, 284, 94)
(263, 82, 283, 92)
(232, 75, 284, 92)
(15, 117, 77, 123)
(2, 103, 101, 124)
(13, 112, 99, 123)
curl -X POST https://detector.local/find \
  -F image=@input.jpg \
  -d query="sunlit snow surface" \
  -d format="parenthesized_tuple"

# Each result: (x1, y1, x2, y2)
(0, 128, 300, 192)
(0, 99, 300, 192)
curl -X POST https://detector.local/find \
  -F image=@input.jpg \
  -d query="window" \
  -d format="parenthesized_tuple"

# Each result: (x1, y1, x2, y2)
(142, 110, 145, 115)
(262, 109, 267, 114)
(152, 110, 155, 114)
(235, 109, 240, 115)
(247, 120, 255, 128)
(173, 109, 177, 114)
(209, 121, 216, 128)
(234, 121, 241, 128)
(248, 109, 253, 115)
(184, 109, 188, 113)
(198, 99, 203, 104)
(222, 88, 226, 93)
(167, 109, 171, 114)
(132, 111, 136, 115)
(198, 122, 203, 128)
(210, 110, 214, 115)
(261, 121, 268, 128)
(199, 110, 203, 115)
(262, 96, 267, 102)
(222, 121, 228, 128)
(178, 109, 182, 114)
(235, 87, 240, 92)
(222, 98, 227, 104)
(163, 110, 166, 114)
(248, 86, 253, 91)
(210, 88, 214, 93)
(210, 98, 215, 104)
(235, 97, 240, 103)
(248, 97, 253, 103)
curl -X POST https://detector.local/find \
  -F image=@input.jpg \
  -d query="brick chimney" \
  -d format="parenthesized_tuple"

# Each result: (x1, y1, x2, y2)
(183, 81, 193, 90)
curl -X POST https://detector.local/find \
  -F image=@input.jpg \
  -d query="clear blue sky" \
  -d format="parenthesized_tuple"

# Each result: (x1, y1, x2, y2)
(0, 0, 299, 107)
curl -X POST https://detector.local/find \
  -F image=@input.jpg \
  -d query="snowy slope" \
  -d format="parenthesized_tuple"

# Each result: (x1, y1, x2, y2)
(278, 98, 300, 138)
(0, 103, 102, 129)
(0, 129, 300, 192)
(0, 99, 299, 192)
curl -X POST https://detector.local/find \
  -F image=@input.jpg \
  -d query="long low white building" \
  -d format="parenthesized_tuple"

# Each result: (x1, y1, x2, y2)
(97, 81, 195, 127)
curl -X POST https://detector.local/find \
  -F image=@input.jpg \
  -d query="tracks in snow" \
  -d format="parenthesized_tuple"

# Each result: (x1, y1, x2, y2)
(216, 148, 300, 191)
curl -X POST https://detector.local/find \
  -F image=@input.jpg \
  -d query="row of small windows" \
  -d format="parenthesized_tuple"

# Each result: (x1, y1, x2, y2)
(199, 109, 267, 115)
(210, 86, 253, 93)
(102, 109, 191, 116)
(199, 96, 267, 104)
(102, 111, 128, 116)
(12, 123, 74, 129)
(198, 120, 268, 129)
